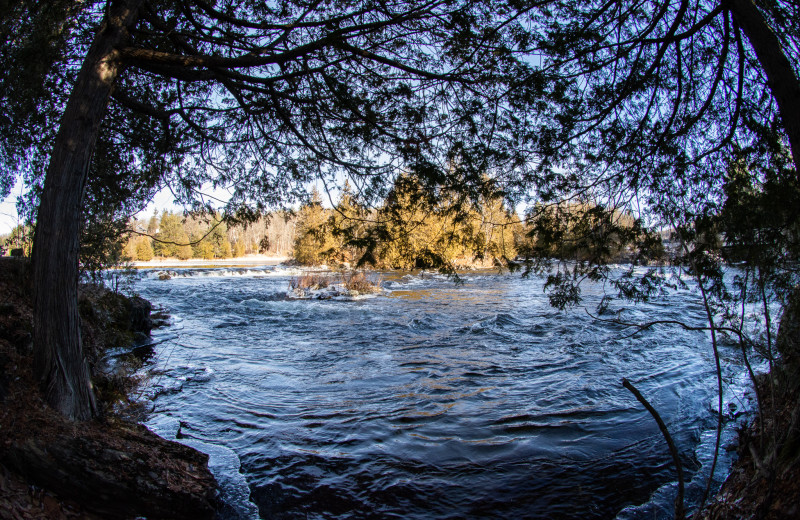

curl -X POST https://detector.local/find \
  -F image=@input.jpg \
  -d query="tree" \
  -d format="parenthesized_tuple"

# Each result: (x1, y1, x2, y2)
(207, 217, 232, 259)
(2, 0, 532, 419)
(134, 236, 154, 261)
(355, 173, 518, 270)
(505, 4, 799, 512)
(155, 211, 192, 259)
(293, 188, 336, 265)
(2, 223, 34, 256)
(330, 180, 371, 264)
(504, 0, 799, 308)
(1, 1, 798, 430)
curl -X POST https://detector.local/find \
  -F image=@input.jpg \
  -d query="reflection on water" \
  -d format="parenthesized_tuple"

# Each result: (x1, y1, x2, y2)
(134, 268, 751, 519)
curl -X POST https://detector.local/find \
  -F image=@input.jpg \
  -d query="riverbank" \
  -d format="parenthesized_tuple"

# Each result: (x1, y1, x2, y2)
(0, 258, 218, 518)
(696, 380, 800, 519)
(695, 292, 800, 519)
(130, 254, 289, 268)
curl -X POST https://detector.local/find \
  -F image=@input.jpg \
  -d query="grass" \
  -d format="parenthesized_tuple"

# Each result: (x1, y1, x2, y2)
(288, 270, 382, 295)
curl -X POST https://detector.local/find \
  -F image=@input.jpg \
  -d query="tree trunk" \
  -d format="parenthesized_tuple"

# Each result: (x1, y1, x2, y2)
(32, 0, 143, 421)
(727, 0, 800, 176)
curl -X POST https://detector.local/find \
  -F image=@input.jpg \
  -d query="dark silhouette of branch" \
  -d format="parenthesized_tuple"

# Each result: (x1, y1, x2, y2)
(622, 378, 685, 520)
(127, 215, 226, 247)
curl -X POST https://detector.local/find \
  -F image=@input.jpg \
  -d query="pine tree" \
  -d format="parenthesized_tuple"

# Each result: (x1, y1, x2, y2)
(155, 211, 191, 259)
(134, 236, 153, 261)
(293, 188, 336, 265)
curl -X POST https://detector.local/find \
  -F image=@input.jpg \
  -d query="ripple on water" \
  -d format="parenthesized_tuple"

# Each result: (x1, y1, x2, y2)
(134, 269, 751, 520)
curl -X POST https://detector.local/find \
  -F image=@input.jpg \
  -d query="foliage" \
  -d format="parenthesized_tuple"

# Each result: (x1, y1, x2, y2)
(0, 0, 93, 199)
(1, 223, 33, 256)
(153, 211, 192, 260)
(122, 210, 301, 261)
(503, 0, 800, 315)
(190, 215, 233, 260)
(5, 0, 797, 290)
(369, 174, 520, 270)
(292, 175, 521, 269)
(293, 189, 338, 266)
(288, 270, 380, 296)
(340, 271, 381, 294)
(133, 236, 154, 262)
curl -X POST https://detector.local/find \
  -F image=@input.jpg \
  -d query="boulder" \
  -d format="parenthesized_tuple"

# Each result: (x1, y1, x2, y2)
(129, 296, 153, 335)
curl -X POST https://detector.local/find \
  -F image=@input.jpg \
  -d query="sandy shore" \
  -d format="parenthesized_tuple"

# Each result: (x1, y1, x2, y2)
(130, 254, 290, 268)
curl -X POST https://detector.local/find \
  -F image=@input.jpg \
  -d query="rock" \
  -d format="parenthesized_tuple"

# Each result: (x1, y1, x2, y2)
(0, 422, 218, 519)
(129, 296, 153, 335)
(158, 271, 172, 280)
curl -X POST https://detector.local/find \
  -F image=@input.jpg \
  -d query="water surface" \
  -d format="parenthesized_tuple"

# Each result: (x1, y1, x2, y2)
(133, 268, 750, 519)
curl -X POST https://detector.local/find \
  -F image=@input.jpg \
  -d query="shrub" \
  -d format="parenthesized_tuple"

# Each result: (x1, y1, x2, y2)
(289, 273, 330, 291)
(341, 271, 381, 293)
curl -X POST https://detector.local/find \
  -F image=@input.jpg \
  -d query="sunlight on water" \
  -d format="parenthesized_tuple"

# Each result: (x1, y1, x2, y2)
(134, 267, 754, 519)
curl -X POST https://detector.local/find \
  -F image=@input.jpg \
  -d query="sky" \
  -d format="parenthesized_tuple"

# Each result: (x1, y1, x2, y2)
(0, 178, 24, 235)
(0, 177, 314, 236)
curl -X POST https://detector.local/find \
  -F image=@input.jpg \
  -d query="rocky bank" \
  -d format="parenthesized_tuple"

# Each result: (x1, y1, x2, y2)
(695, 288, 800, 519)
(0, 258, 217, 519)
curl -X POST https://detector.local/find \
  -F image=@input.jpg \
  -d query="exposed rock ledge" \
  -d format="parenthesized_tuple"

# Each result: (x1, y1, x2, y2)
(1, 420, 216, 519)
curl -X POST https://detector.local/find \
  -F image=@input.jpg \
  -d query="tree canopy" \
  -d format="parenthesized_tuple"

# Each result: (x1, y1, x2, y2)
(1, 0, 798, 427)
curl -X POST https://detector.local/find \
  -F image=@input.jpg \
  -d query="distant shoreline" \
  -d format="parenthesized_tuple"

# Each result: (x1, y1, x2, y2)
(129, 254, 291, 268)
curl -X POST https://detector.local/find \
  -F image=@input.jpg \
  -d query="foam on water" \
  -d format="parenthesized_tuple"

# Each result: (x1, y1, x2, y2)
(145, 415, 260, 520)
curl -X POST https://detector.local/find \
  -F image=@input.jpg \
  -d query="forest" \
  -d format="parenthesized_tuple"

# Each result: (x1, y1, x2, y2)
(117, 178, 524, 268)
(1, 0, 800, 518)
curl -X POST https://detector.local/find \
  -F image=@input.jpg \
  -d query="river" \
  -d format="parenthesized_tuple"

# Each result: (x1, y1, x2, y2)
(129, 266, 753, 519)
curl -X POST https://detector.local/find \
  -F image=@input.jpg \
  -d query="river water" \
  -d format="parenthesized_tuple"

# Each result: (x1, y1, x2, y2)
(131, 267, 753, 519)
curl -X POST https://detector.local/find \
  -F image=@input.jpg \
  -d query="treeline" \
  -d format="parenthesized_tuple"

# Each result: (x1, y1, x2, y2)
(293, 177, 521, 269)
(122, 180, 652, 267)
(291, 176, 656, 270)
(0, 224, 33, 256)
(5, 196, 651, 268)
(123, 211, 296, 261)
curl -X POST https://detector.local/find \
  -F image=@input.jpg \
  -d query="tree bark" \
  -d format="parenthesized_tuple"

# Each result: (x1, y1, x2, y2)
(727, 0, 800, 176)
(32, 0, 143, 421)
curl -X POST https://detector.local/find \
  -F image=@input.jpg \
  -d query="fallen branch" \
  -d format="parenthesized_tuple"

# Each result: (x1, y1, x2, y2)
(622, 377, 685, 520)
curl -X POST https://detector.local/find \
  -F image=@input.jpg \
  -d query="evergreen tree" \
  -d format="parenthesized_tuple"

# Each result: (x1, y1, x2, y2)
(330, 180, 370, 264)
(3, 0, 798, 425)
(146, 211, 158, 235)
(208, 217, 232, 259)
(134, 236, 153, 261)
(293, 188, 336, 265)
(155, 211, 191, 259)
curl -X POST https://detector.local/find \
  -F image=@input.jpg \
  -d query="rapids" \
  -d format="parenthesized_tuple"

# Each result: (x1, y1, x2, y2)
(131, 267, 753, 519)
